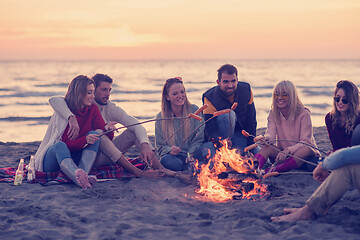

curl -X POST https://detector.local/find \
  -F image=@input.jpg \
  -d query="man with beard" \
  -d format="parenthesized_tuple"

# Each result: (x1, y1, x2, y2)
(202, 64, 257, 152)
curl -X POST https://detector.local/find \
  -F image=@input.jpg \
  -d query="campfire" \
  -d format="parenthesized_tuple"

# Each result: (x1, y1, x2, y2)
(194, 140, 269, 202)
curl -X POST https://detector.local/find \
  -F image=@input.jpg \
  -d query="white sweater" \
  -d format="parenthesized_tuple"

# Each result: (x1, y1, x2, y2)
(48, 96, 151, 146)
(34, 112, 67, 171)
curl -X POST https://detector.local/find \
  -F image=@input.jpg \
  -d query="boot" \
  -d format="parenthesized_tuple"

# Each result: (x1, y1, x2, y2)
(78, 149, 98, 186)
(60, 158, 91, 189)
(254, 153, 266, 170)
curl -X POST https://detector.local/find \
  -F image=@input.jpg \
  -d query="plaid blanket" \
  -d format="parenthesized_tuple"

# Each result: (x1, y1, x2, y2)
(0, 158, 146, 184)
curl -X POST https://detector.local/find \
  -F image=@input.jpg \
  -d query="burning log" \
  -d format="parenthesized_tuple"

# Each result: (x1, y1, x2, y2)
(194, 139, 269, 202)
(218, 171, 260, 181)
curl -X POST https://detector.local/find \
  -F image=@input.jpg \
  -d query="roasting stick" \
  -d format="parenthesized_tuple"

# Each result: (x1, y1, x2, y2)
(162, 105, 208, 145)
(242, 130, 318, 167)
(242, 130, 325, 155)
(98, 116, 191, 138)
(139, 105, 209, 180)
(179, 103, 237, 148)
(263, 171, 312, 179)
(269, 139, 327, 156)
(82, 116, 194, 149)
(155, 105, 208, 166)
(179, 108, 232, 148)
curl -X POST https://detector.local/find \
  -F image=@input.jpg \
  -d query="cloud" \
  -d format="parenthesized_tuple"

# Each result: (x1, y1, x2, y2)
(73, 25, 169, 47)
(0, 25, 168, 47)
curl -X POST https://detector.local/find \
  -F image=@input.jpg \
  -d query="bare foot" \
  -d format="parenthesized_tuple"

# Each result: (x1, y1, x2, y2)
(88, 175, 97, 186)
(141, 170, 165, 179)
(283, 207, 302, 214)
(75, 169, 91, 189)
(158, 168, 177, 177)
(271, 205, 315, 222)
(157, 169, 195, 184)
(174, 172, 195, 184)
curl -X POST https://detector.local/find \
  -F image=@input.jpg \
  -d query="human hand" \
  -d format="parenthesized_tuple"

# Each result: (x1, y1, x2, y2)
(140, 143, 155, 165)
(105, 121, 117, 132)
(170, 146, 181, 155)
(67, 115, 79, 140)
(185, 154, 195, 164)
(86, 133, 99, 145)
(313, 162, 330, 183)
(275, 148, 290, 164)
(326, 150, 333, 156)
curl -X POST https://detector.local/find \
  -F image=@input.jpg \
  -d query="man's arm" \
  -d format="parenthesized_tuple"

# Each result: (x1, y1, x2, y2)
(49, 96, 79, 140)
(322, 145, 360, 170)
(107, 103, 152, 146)
(244, 90, 257, 145)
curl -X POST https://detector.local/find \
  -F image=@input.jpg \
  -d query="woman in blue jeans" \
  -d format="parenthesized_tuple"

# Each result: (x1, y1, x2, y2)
(155, 77, 215, 171)
(34, 75, 115, 188)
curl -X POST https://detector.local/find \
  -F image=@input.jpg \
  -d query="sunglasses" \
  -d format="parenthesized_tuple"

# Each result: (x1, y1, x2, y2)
(274, 93, 289, 100)
(334, 96, 349, 104)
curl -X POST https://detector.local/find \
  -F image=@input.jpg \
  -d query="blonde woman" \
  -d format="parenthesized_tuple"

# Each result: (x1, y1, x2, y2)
(254, 81, 319, 173)
(155, 77, 215, 171)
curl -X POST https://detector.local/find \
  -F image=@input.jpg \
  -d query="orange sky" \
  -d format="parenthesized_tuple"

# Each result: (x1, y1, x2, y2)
(0, 0, 359, 60)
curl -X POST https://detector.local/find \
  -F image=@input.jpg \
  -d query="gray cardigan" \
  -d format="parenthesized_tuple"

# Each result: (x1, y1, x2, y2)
(155, 104, 205, 157)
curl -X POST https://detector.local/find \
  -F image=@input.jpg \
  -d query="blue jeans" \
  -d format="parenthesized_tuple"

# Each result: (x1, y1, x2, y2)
(351, 124, 360, 146)
(323, 145, 360, 170)
(43, 131, 100, 172)
(216, 111, 258, 153)
(160, 142, 216, 171)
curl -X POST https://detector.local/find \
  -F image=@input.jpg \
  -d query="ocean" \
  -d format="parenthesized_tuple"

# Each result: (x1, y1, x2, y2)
(0, 59, 359, 143)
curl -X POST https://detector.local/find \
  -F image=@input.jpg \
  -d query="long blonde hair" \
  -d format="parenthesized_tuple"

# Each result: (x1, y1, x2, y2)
(64, 75, 94, 113)
(271, 81, 305, 121)
(330, 80, 360, 134)
(161, 77, 191, 145)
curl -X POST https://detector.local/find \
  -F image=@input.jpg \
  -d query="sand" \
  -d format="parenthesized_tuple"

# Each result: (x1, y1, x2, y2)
(1, 127, 360, 240)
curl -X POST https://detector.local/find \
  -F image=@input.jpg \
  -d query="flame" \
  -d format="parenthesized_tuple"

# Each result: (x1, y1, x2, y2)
(195, 140, 268, 202)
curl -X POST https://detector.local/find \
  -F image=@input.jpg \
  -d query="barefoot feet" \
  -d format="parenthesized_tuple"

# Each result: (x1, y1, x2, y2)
(75, 169, 92, 189)
(271, 205, 316, 222)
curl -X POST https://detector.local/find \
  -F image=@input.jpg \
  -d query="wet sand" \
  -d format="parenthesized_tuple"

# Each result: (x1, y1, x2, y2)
(1, 127, 360, 239)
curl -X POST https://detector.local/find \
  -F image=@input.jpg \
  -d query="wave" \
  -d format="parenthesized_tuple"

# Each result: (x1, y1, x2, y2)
(0, 91, 62, 98)
(0, 116, 50, 122)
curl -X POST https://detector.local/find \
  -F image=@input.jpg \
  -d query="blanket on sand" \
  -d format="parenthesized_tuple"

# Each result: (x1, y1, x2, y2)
(0, 158, 146, 184)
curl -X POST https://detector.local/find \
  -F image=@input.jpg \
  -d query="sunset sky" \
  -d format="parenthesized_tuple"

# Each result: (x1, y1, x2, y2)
(0, 0, 359, 60)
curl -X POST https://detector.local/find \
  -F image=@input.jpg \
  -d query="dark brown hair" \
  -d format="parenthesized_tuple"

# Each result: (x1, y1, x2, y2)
(64, 75, 94, 113)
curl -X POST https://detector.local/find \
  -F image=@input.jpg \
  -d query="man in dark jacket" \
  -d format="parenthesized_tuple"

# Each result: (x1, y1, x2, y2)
(202, 64, 257, 152)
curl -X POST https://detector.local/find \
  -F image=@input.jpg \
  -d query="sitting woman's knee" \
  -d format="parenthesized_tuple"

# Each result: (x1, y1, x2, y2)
(160, 155, 183, 171)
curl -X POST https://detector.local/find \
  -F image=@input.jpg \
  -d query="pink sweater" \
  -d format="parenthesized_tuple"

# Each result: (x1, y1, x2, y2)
(265, 107, 319, 155)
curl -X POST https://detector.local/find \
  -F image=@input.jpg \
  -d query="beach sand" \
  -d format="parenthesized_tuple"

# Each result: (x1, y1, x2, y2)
(1, 127, 360, 240)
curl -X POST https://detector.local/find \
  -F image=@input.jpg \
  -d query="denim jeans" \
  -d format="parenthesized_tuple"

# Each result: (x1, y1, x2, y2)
(351, 124, 360, 146)
(306, 164, 360, 216)
(216, 110, 258, 153)
(160, 142, 216, 171)
(43, 131, 100, 172)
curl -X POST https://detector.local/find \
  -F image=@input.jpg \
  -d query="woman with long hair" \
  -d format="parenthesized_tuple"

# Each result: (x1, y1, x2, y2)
(326, 80, 360, 151)
(254, 80, 319, 173)
(155, 77, 215, 171)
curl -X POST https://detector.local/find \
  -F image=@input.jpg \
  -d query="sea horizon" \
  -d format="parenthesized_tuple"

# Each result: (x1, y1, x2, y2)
(1, 59, 359, 142)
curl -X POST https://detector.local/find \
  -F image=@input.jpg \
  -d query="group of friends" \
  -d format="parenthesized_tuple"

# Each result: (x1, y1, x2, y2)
(33, 63, 360, 222)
